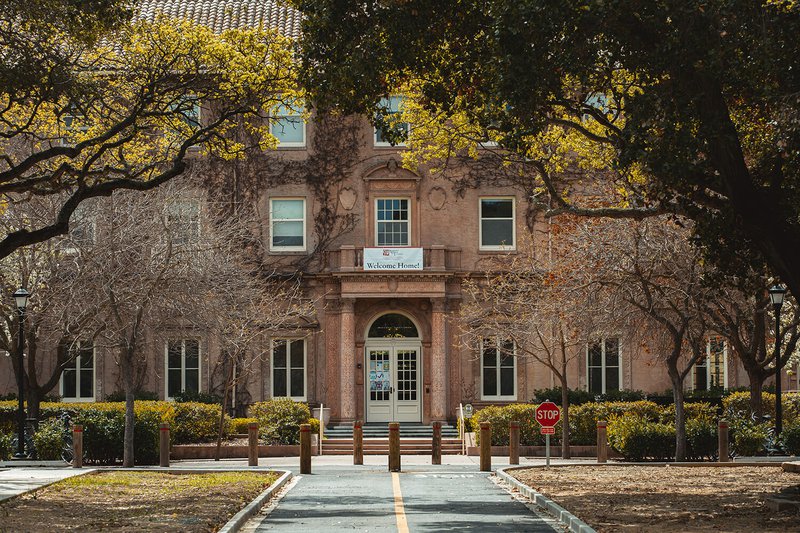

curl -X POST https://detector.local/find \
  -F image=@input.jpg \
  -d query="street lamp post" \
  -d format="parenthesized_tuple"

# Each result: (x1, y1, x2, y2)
(769, 285, 787, 439)
(12, 288, 30, 458)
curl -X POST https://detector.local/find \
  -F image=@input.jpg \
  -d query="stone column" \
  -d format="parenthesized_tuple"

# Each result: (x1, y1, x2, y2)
(340, 298, 356, 420)
(431, 298, 447, 421)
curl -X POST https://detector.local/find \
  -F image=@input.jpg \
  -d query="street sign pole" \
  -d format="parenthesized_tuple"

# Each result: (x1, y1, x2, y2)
(536, 400, 560, 468)
(546, 433, 550, 467)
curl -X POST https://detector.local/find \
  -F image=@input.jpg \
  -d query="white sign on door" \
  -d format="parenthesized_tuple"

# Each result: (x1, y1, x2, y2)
(363, 247, 423, 270)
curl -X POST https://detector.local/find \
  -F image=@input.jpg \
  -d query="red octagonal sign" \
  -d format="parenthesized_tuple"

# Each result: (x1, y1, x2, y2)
(536, 401, 561, 428)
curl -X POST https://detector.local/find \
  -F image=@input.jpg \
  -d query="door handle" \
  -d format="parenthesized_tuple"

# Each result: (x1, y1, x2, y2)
(390, 387, 394, 394)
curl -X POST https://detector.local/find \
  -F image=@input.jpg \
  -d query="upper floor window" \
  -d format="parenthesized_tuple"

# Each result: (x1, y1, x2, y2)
(376, 198, 409, 246)
(59, 111, 90, 146)
(270, 198, 306, 251)
(480, 198, 515, 250)
(374, 95, 409, 147)
(166, 339, 200, 399)
(272, 338, 306, 400)
(167, 199, 200, 246)
(481, 337, 516, 400)
(172, 95, 201, 131)
(587, 337, 621, 394)
(60, 341, 94, 401)
(271, 101, 306, 147)
(693, 337, 728, 391)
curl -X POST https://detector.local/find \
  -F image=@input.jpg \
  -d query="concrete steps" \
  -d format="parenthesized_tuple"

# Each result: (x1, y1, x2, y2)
(319, 437, 464, 455)
(323, 423, 460, 439)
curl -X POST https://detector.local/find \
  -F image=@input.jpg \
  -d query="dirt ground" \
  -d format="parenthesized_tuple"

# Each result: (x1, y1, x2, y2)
(511, 465, 800, 532)
(0, 470, 278, 533)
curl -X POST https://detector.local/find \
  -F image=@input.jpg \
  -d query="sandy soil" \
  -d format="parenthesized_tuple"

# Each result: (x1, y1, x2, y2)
(511, 465, 800, 532)
(0, 470, 278, 533)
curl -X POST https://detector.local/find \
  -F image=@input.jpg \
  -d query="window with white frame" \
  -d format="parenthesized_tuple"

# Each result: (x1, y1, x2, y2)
(693, 337, 728, 391)
(375, 198, 410, 246)
(481, 337, 516, 400)
(479, 198, 515, 250)
(61, 341, 94, 401)
(171, 95, 201, 131)
(270, 100, 306, 147)
(374, 95, 409, 146)
(270, 198, 306, 250)
(587, 337, 621, 394)
(59, 110, 90, 146)
(272, 339, 306, 400)
(166, 339, 200, 399)
(167, 199, 200, 246)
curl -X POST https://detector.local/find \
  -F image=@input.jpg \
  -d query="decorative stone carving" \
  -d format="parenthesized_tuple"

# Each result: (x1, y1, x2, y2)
(388, 279, 398, 293)
(338, 187, 357, 211)
(387, 158, 399, 174)
(428, 186, 447, 210)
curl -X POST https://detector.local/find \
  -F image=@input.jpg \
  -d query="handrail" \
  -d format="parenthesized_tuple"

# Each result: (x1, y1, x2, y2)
(319, 403, 324, 456)
(459, 403, 466, 455)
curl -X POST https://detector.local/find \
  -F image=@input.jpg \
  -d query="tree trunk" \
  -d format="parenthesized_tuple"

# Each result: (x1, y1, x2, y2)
(121, 346, 136, 468)
(747, 370, 765, 418)
(669, 367, 687, 462)
(214, 361, 235, 462)
(27, 388, 42, 421)
(559, 377, 571, 459)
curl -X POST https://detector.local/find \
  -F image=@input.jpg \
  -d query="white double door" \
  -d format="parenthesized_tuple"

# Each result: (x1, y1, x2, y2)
(365, 343, 422, 423)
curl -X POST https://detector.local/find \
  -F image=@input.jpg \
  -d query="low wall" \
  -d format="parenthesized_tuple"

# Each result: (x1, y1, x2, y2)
(171, 444, 319, 460)
(467, 445, 622, 458)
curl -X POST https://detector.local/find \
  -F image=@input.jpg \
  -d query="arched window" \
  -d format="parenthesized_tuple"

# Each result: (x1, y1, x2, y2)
(368, 313, 418, 338)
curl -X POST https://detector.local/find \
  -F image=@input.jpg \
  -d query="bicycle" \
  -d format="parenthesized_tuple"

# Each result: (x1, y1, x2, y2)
(10, 418, 37, 459)
(59, 411, 74, 463)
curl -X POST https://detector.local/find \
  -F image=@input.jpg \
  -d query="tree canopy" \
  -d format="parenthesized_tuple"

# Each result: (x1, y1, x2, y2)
(290, 0, 800, 294)
(1, 3, 300, 261)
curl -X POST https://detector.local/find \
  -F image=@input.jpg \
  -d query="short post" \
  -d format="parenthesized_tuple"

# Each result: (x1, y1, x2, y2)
(480, 422, 492, 472)
(389, 422, 401, 472)
(300, 423, 311, 474)
(248, 422, 259, 467)
(159, 422, 170, 468)
(509, 421, 520, 465)
(718, 419, 730, 463)
(432, 421, 442, 465)
(353, 420, 364, 465)
(72, 424, 83, 468)
(597, 420, 608, 464)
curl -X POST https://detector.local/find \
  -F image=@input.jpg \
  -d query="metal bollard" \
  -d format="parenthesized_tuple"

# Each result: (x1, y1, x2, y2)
(300, 423, 311, 474)
(480, 422, 492, 472)
(432, 421, 442, 465)
(389, 422, 401, 472)
(248, 422, 259, 467)
(718, 419, 730, 463)
(353, 420, 364, 465)
(159, 423, 170, 467)
(72, 424, 83, 468)
(509, 421, 520, 465)
(597, 420, 608, 464)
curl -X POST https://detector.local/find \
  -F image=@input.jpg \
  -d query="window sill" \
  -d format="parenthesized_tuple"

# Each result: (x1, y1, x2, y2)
(269, 249, 308, 255)
(477, 249, 517, 255)
(480, 397, 518, 402)
(61, 397, 95, 403)
(275, 145, 307, 150)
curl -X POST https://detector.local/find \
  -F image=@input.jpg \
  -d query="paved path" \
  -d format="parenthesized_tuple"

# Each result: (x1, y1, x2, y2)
(0, 467, 93, 502)
(243, 464, 559, 532)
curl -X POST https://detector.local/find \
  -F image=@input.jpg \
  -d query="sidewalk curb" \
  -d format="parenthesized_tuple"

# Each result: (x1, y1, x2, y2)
(496, 467, 595, 533)
(218, 469, 293, 533)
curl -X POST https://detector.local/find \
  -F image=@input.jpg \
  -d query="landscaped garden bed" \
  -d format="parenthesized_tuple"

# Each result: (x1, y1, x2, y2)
(0, 470, 280, 532)
(509, 465, 800, 532)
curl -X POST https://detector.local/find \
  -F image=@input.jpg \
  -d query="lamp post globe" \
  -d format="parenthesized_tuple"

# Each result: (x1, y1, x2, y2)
(769, 285, 787, 440)
(12, 288, 30, 458)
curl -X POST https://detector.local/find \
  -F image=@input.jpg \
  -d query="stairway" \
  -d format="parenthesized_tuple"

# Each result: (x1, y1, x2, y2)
(320, 423, 463, 455)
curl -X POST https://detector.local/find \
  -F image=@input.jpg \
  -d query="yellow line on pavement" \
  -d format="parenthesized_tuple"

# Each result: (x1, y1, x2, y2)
(391, 472, 409, 533)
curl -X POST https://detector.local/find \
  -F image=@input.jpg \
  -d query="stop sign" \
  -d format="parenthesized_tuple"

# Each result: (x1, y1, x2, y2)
(535, 401, 561, 428)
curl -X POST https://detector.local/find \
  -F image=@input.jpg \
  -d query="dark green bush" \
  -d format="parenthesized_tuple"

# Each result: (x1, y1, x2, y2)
(104, 390, 159, 402)
(600, 389, 647, 402)
(170, 402, 225, 444)
(251, 398, 311, 445)
(531, 388, 594, 406)
(473, 404, 550, 446)
(731, 421, 768, 456)
(780, 423, 800, 456)
(171, 390, 221, 404)
(607, 416, 675, 461)
(73, 408, 124, 464)
(32, 418, 65, 460)
(569, 401, 663, 445)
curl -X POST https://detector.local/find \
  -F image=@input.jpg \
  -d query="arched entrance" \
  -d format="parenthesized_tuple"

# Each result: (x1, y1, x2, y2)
(365, 313, 422, 422)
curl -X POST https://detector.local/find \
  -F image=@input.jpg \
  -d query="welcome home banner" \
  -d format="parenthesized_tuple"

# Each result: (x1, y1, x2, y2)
(363, 247, 423, 270)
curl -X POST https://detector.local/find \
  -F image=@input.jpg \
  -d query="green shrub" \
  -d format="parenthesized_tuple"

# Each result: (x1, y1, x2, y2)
(133, 407, 162, 464)
(74, 408, 124, 464)
(731, 421, 768, 456)
(32, 418, 65, 460)
(780, 422, 800, 456)
(686, 418, 717, 460)
(607, 416, 675, 461)
(569, 401, 662, 445)
(251, 398, 311, 445)
(474, 404, 550, 446)
(171, 390, 221, 404)
(170, 402, 225, 444)
(308, 417, 321, 436)
(0, 432, 12, 460)
(104, 390, 159, 402)
(658, 402, 718, 424)
(600, 389, 647, 402)
(230, 417, 258, 434)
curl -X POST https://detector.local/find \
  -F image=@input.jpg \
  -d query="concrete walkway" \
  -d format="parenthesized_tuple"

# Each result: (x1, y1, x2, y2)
(0, 467, 93, 502)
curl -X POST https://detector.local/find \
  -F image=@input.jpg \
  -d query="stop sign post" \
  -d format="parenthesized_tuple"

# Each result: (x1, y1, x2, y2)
(536, 401, 561, 466)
